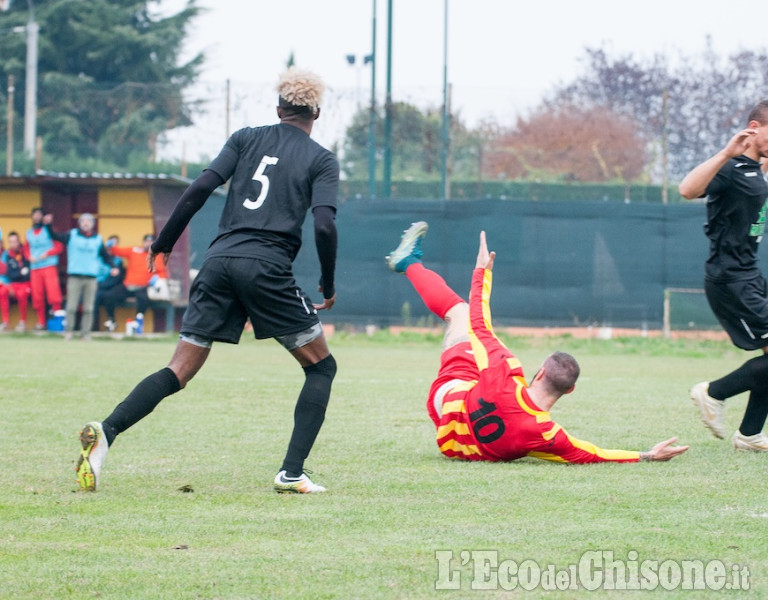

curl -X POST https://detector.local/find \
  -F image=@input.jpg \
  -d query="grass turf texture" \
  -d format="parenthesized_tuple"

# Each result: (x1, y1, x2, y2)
(1, 332, 766, 599)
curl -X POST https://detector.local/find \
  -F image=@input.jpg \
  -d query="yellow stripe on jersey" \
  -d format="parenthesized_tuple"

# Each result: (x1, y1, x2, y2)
(450, 380, 477, 395)
(436, 420, 471, 438)
(441, 399, 467, 415)
(542, 423, 562, 441)
(515, 385, 551, 424)
(479, 269, 494, 332)
(467, 269, 513, 372)
(438, 381, 477, 417)
(439, 437, 482, 457)
(527, 451, 568, 463)
(564, 432, 640, 461)
(468, 331, 489, 371)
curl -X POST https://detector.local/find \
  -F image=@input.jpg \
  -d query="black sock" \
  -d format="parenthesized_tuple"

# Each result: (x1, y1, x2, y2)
(102, 367, 181, 445)
(740, 387, 768, 436)
(280, 355, 336, 477)
(708, 355, 768, 401)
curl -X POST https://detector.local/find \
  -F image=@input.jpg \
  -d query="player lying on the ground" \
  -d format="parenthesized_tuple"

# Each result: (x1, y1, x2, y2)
(386, 222, 689, 463)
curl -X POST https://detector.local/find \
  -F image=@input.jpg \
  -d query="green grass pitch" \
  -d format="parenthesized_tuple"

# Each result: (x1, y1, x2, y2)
(1, 332, 766, 598)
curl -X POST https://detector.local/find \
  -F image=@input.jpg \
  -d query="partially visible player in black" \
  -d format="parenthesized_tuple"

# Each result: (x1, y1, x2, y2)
(75, 67, 339, 492)
(680, 100, 768, 452)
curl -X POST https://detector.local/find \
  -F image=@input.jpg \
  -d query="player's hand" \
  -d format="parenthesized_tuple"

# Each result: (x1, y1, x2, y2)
(475, 230, 496, 271)
(146, 249, 170, 273)
(723, 128, 757, 158)
(643, 437, 689, 461)
(314, 294, 336, 311)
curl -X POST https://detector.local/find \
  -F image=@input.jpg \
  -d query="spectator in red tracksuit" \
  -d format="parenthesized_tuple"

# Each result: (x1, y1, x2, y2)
(25, 207, 63, 330)
(0, 231, 32, 332)
(111, 234, 167, 321)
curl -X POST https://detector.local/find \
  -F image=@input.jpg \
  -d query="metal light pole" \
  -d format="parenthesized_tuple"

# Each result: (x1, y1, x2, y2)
(22, 0, 37, 159)
(6, 74, 14, 174)
(440, 0, 450, 199)
(368, 0, 377, 199)
(383, 0, 393, 198)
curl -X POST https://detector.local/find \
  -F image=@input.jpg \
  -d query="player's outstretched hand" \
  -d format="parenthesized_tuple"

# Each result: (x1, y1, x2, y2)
(642, 437, 689, 462)
(314, 294, 336, 311)
(475, 230, 496, 271)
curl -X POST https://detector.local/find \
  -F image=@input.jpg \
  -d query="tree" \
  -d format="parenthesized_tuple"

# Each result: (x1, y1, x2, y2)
(483, 104, 648, 183)
(552, 42, 768, 181)
(0, 0, 203, 166)
(342, 100, 480, 181)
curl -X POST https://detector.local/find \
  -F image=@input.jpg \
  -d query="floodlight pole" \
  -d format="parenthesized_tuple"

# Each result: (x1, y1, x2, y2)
(6, 74, 14, 174)
(23, 0, 37, 159)
(440, 0, 450, 199)
(367, 0, 377, 199)
(383, 0, 392, 198)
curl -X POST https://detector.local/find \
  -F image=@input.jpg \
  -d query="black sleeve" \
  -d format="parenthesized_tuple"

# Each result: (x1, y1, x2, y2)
(98, 243, 111, 264)
(45, 224, 69, 244)
(152, 169, 225, 253)
(313, 205, 337, 299)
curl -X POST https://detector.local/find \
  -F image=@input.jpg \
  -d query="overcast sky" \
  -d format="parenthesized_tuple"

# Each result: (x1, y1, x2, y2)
(158, 0, 759, 160)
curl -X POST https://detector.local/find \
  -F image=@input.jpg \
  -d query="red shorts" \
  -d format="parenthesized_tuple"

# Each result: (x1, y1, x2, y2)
(426, 341, 479, 426)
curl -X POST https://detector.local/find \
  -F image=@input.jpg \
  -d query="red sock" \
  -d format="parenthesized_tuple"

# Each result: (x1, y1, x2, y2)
(405, 263, 464, 320)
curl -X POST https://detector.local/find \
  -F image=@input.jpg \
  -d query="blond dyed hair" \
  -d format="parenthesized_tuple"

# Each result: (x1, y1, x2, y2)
(277, 67, 325, 110)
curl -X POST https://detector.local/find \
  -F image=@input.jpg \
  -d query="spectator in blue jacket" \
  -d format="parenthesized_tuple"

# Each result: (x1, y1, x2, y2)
(44, 213, 111, 341)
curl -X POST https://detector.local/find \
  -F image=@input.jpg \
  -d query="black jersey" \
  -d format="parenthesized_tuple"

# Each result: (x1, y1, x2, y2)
(704, 155, 768, 282)
(204, 123, 339, 264)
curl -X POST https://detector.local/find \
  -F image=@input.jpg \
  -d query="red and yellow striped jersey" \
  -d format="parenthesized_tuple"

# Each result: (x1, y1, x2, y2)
(430, 267, 639, 464)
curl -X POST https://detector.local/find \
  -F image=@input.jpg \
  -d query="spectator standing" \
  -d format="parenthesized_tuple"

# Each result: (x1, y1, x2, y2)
(45, 213, 111, 341)
(25, 207, 64, 330)
(0, 231, 32, 332)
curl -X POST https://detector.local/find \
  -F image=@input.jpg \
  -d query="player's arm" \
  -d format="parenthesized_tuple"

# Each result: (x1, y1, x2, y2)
(467, 232, 521, 374)
(679, 128, 756, 199)
(148, 169, 224, 271)
(535, 426, 688, 463)
(313, 205, 337, 310)
(42, 219, 70, 244)
(309, 152, 340, 310)
(49, 240, 64, 257)
(97, 243, 111, 265)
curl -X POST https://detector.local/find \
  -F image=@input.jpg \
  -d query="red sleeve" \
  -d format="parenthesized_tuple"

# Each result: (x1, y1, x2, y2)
(46, 240, 64, 257)
(529, 423, 640, 463)
(111, 246, 130, 258)
(467, 267, 523, 376)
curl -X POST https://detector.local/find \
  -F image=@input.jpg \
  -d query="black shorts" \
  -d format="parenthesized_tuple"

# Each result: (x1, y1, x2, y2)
(180, 256, 320, 344)
(705, 274, 768, 351)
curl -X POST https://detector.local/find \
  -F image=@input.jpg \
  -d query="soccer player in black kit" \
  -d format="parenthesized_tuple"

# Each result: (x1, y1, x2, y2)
(75, 67, 339, 492)
(680, 100, 768, 452)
